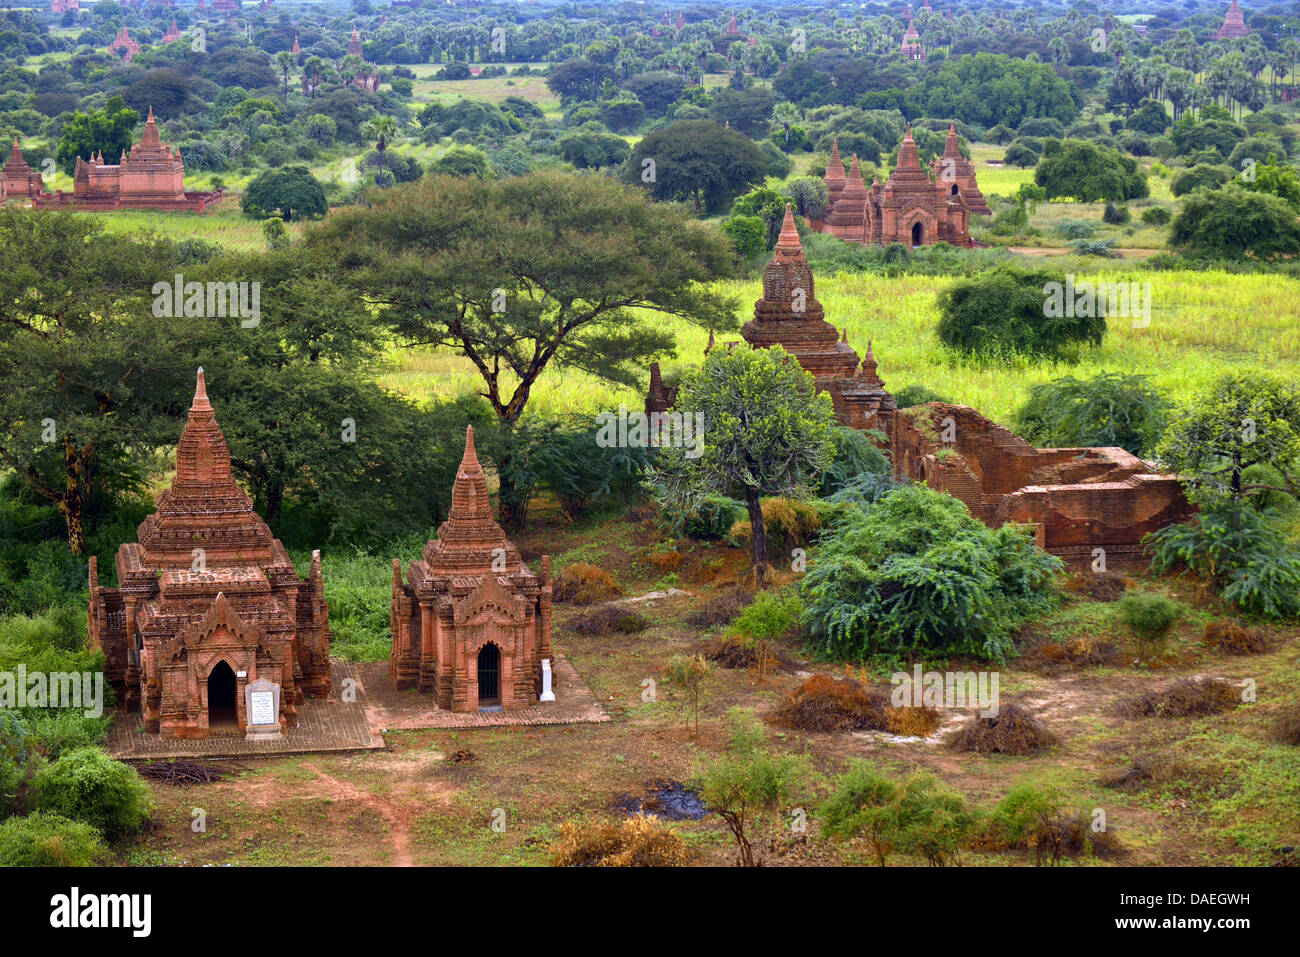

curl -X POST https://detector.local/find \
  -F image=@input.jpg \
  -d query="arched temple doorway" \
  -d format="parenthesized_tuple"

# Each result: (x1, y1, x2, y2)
(208, 661, 238, 732)
(911, 221, 924, 247)
(477, 643, 501, 707)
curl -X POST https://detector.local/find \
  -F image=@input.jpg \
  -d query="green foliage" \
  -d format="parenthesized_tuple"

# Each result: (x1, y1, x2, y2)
(694, 708, 811, 866)
(0, 712, 39, 819)
(888, 771, 976, 866)
(988, 783, 1058, 848)
(1148, 510, 1300, 620)
(721, 214, 765, 258)
(1034, 139, 1148, 202)
(892, 385, 950, 408)
(1170, 187, 1300, 261)
(622, 119, 768, 215)
(241, 165, 328, 221)
(1118, 592, 1185, 648)
(729, 591, 803, 643)
(818, 426, 890, 496)
(820, 760, 899, 865)
(557, 126, 630, 170)
(1055, 218, 1098, 240)
(1070, 238, 1117, 257)
(800, 484, 1061, 663)
(786, 176, 829, 220)
(1240, 154, 1300, 212)
(54, 95, 139, 176)
(1102, 202, 1130, 226)
(0, 811, 107, 867)
(33, 747, 153, 841)
(937, 267, 1105, 358)
(1140, 206, 1171, 226)
(1013, 373, 1172, 457)
(729, 187, 793, 250)
(1171, 164, 1233, 197)
(427, 144, 492, 178)
(907, 54, 1079, 129)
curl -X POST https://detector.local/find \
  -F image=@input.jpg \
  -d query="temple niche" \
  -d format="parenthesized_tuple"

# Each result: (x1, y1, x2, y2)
(812, 126, 988, 248)
(391, 426, 554, 712)
(88, 370, 332, 739)
(32, 108, 222, 213)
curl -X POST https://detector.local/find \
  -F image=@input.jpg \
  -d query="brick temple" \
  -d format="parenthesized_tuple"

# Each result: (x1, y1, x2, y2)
(345, 25, 381, 92)
(812, 126, 986, 247)
(390, 426, 554, 711)
(88, 370, 332, 738)
(33, 108, 222, 212)
(900, 18, 925, 60)
(1, 139, 43, 201)
(1214, 0, 1251, 39)
(107, 26, 141, 63)
(647, 207, 1192, 568)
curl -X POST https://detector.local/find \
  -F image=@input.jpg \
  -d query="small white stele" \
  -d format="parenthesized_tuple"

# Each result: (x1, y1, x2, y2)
(248, 690, 276, 726)
(540, 658, 556, 702)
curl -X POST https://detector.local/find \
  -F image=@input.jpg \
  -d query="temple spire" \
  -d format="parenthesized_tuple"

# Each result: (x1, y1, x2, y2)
(192, 367, 211, 411)
(774, 203, 804, 258)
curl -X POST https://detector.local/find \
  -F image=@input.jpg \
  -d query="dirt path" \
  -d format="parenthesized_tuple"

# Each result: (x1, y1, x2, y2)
(300, 761, 414, 867)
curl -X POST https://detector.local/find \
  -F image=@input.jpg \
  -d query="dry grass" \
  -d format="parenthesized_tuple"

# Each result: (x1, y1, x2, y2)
(1273, 712, 1300, 747)
(552, 562, 623, 605)
(702, 635, 798, 673)
(1064, 571, 1128, 602)
(566, 605, 649, 636)
(769, 673, 938, 736)
(1117, 678, 1242, 718)
(1021, 635, 1120, 675)
(685, 586, 755, 629)
(1102, 752, 1182, 792)
(948, 703, 1060, 755)
(549, 813, 691, 867)
(1202, 619, 1270, 656)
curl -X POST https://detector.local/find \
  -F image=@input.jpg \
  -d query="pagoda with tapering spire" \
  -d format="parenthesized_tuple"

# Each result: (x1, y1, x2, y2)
(1213, 1, 1251, 39)
(930, 123, 990, 215)
(2, 138, 43, 200)
(88, 369, 332, 738)
(900, 18, 925, 60)
(391, 426, 553, 711)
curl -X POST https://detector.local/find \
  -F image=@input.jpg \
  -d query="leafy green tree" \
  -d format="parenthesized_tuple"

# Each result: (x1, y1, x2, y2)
(1170, 164, 1233, 197)
(695, 708, 811, 866)
(307, 172, 737, 528)
(547, 57, 616, 105)
(1013, 373, 1172, 457)
(665, 653, 710, 737)
(54, 96, 140, 176)
(786, 176, 829, 220)
(276, 50, 294, 104)
(0, 211, 185, 552)
(821, 760, 900, 866)
(648, 345, 836, 584)
(427, 144, 491, 178)
(1034, 138, 1148, 202)
(623, 119, 767, 214)
(1169, 187, 1300, 260)
(1241, 154, 1300, 212)
(241, 165, 328, 221)
(33, 747, 153, 840)
(729, 187, 793, 250)
(262, 217, 289, 251)
(707, 86, 775, 138)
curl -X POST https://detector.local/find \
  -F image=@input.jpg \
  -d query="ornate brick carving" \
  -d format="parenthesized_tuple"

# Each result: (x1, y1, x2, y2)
(391, 427, 553, 711)
(88, 370, 331, 738)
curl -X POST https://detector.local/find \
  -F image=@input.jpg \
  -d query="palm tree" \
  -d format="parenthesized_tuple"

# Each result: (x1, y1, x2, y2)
(303, 56, 324, 99)
(772, 101, 800, 154)
(364, 115, 399, 188)
(276, 50, 293, 105)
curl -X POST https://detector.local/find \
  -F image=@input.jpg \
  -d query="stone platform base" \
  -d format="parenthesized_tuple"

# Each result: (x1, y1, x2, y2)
(108, 654, 606, 761)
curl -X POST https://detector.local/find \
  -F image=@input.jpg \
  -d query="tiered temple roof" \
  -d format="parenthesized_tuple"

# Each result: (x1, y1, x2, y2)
(1214, 0, 1251, 39)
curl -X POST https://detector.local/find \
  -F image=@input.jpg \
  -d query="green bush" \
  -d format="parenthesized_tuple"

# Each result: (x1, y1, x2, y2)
(0, 712, 41, 819)
(1148, 509, 1300, 620)
(722, 214, 766, 258)
(1012, 372, 1172, 457)
(820, 760, 899, 866)
(1170, 163, 1233, 197)
(818, 427, 890, 496)
(936, 267, 1106, 358)
(891, 385, 950, 408)
(679, 494, 747, 541)
(1118, 592, 1185, 648)
(988, 783, 1059, 848)
(33, 747, 154, 841)
(730, 591, 803, 643)
(801, 484, 1061, 662)
(1055, 218, 1098, 240)
(1070, 238, 1117, 257)
(890, 771, 976, 866)
(0, 811, 108, 866)
(1140, 206, 1171, 226)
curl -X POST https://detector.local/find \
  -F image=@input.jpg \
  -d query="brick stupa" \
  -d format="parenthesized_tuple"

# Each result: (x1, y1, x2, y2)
(900, 19, 926, 60)
(89, 370, 332, 738)
(1214, 1, 1251, 39)
(391, 427, 553, 711)
(930, 123, 990, 215)
(1, 139, 43, 201)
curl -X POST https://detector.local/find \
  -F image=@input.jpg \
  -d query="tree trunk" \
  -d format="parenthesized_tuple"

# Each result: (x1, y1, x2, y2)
(745, 486, 768, 586)
(62, 439, 88, 554)
(60, 501, 86, 555)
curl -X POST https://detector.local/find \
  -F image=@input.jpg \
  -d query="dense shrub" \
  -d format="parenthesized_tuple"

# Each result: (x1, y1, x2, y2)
(818, 426, 890, 497)
(1140, 206, 1171, 226)
(32, 747, 153, 840)
(1013, 373, 1172, 457)
(887, 771, 975, 866)
(1170, 164, 1233, 197)
(1034, 138, 1148, 202)
(685, 586, 754, 628)
(1147, 509, 1300, 620)
(986, 784, 1122, 863)
(0, 713, 40, 819)
(1170, 186, 1300, 260)
(1102, 202, 1130, 225)
(567, 606, 648, 636)
(551, 814, 690, 866)
(679, 494, 747, 541)
(1118, 592, 1185, 651)
(1202, 619, 1269, 655)
(0, 811, 108, 867)
(891, 385, 950, 408)
(937, 267, 1106, 358)
(801, 484, 1061, 662)
(727, 497, 822, 556)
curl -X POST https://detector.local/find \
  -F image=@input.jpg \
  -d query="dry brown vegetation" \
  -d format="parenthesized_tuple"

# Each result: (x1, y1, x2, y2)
(769, 674, 939, 736)
(553, 562, 623, 604)
(685, 585, 755, 629)
(948, 704, 1060, 755)
(1117, 678, 1242, 718)
(567, 605, 649, 636)
(549, 813, 691, 867)
(1202, 619, 1270, 656)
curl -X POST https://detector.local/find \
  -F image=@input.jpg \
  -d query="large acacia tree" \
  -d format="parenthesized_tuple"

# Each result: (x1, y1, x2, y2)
(306, 171, 739, 526)
(622, 119, 768, 214)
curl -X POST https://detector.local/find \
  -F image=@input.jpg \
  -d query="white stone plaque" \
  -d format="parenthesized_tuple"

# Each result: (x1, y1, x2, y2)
(540, 658, 556, 702)
(249, 690, 276, 726)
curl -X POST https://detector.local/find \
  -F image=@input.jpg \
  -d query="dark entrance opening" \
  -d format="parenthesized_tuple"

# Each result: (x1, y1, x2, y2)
(477, 644, 501, 706)
(207, 661, 238, 733)
(951, 184, 960, 195)
(911, 221, 924, 246)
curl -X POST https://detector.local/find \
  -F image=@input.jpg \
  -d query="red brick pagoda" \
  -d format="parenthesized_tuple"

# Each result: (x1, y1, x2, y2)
(162, 20, 182, 42)
(344, 25, 381, 92)
(107, 26, 141, 63)
(2, 139, 44, 202)
(930, 123, 991, 215)
(51, 0, 79, 11)
(900, 19, 926, 60)
(390, 427, 554, 712)
(1214, 1, 1251, 39)
(812, 125, 971, 247)
(88, 370, 332, 738)
(34, 109, 222, 212)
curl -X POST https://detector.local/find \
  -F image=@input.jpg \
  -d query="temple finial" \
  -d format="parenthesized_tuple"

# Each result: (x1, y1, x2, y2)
(193, 367, 211, 411)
